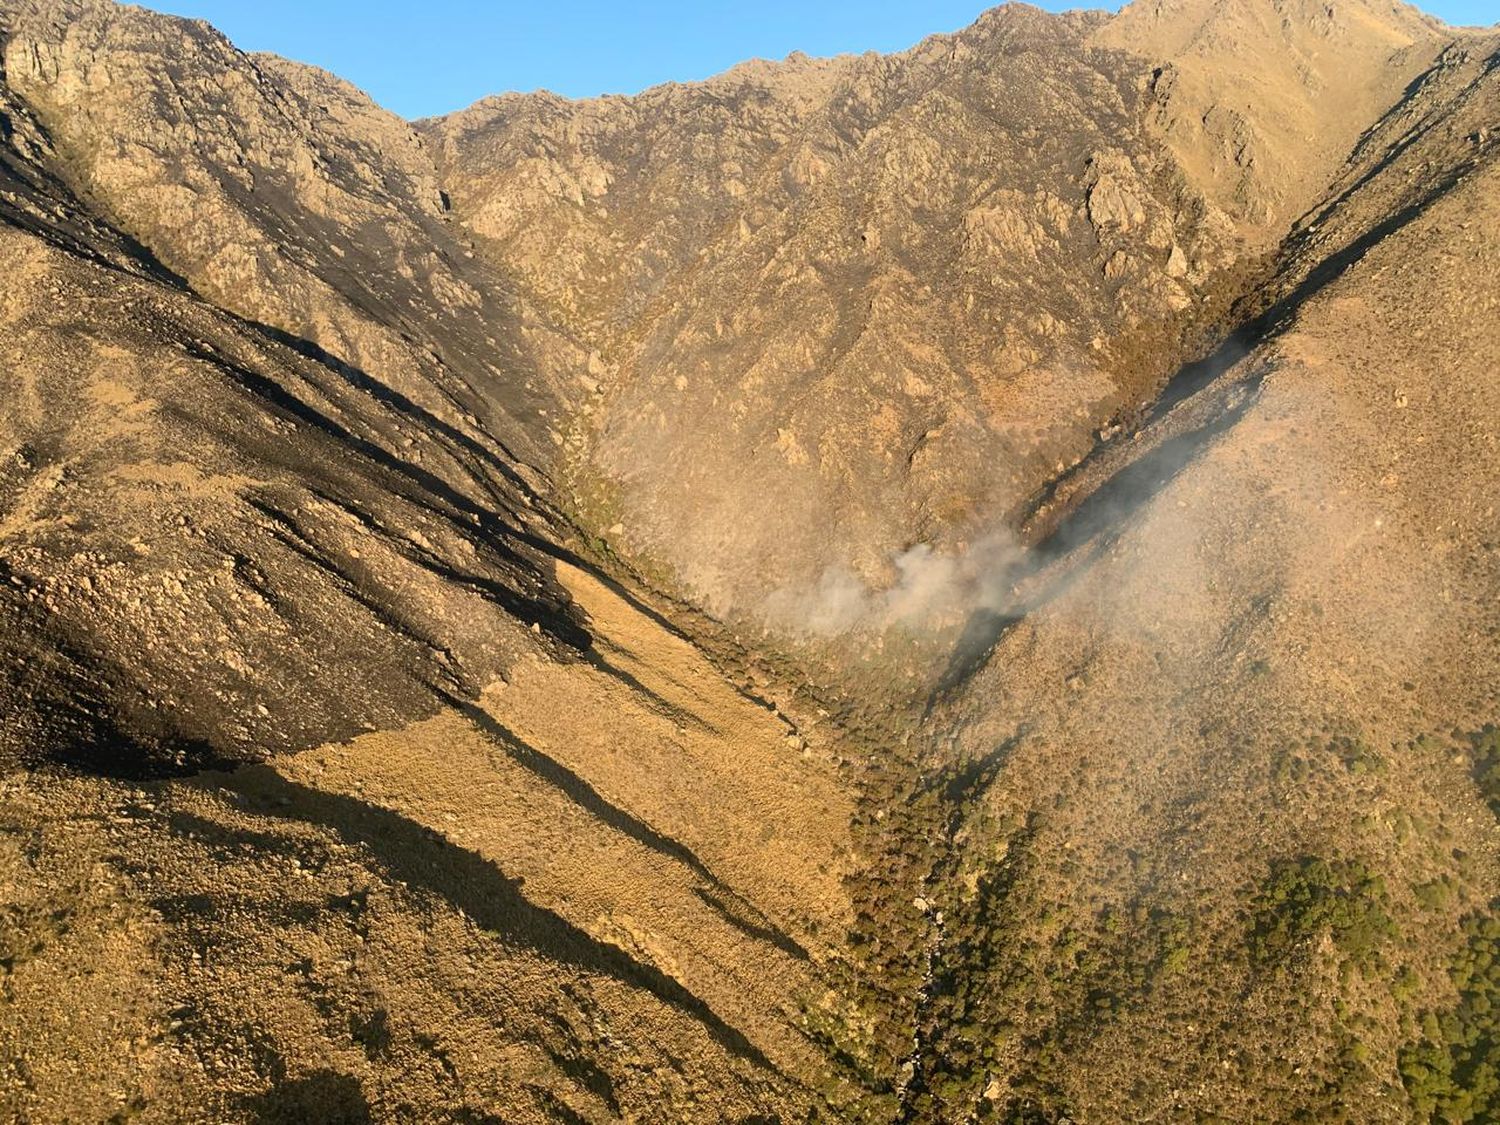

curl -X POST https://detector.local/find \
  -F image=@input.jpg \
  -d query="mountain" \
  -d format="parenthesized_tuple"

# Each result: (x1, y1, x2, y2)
(420, 0, 1452, 623)
(1, 0, 1497, 1121)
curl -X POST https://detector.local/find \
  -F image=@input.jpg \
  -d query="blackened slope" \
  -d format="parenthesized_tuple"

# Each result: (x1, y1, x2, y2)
(0, 62, 586, 775)
(1, 0, 592, 511)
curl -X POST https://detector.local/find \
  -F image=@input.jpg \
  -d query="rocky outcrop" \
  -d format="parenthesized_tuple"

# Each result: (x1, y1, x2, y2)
(1, 2, 1498, 1123)
(426, 6, 1252, 617)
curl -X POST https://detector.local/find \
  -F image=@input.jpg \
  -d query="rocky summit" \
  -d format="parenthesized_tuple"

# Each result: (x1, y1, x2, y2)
(1, 0, 1498, 1121)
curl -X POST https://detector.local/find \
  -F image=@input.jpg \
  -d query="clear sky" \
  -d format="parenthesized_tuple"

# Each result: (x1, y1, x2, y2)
(147, 0, 1499, 120)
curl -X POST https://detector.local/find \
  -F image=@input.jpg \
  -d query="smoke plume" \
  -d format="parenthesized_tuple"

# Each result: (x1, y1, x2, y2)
(765, 529, 1025, 636)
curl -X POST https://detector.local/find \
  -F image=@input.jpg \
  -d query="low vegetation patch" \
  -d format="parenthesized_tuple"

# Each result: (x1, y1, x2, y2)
(1469, 724, 1500, 813)
(1395, 725, 1500, 1121)
(1249, 856, 1395, 968)
(1399, 908, 1500, 1122)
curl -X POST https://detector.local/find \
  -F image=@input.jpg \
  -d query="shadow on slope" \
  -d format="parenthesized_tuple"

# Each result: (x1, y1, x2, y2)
(183, 764, 780, 1074)
(932, 147, 1488, 701)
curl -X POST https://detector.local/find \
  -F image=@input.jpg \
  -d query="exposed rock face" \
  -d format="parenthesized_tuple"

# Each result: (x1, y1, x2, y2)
(1, 0, 1499, 1122)
(415, 0, 1474, 625)
(425, 6, 1259, 615)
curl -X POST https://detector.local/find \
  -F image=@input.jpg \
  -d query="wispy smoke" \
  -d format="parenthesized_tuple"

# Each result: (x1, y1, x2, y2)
(764, 529, 1025, 636)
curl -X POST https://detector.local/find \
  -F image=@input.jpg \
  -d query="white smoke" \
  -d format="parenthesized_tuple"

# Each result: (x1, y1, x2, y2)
(765, 528, 1025, 636)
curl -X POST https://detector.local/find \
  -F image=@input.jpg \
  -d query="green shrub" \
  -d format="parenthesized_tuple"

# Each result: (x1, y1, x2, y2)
(1399, 909, 1500, 1122)
(1471, 725, 1500, 813)
(1327, 734, 1384, 775)
(1250, 856, 1395, 967)
(1416, 877, 1459, 912)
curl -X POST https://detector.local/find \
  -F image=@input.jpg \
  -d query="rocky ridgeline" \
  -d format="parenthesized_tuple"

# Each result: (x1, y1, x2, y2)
(1, 0, 1498, 1122)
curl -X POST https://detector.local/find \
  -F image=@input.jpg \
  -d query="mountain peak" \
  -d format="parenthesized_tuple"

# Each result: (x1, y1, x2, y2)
(2, 2, 1498, 1121)
(1094, 0, 1451, 236)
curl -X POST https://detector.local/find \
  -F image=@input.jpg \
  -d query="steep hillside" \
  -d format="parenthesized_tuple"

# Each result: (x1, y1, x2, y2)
(2, 0, 593, 487)
(3, 558, 863, 1122)
(1, 0, 1497, 1122)
(1094, 0, 1446, 237)
(0, 13, 584, 773)
(424, 6, 1253, 617)
(422, 0, 1455, 623)
(0, 3, 870, 1119)
(895, 25, 1500, 1122)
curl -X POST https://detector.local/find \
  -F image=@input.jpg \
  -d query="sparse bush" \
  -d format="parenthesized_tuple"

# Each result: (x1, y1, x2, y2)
(1416, 877, 1459, 912)
(1327, 734, 1384, 775)
(1271, 749, 1311, 787)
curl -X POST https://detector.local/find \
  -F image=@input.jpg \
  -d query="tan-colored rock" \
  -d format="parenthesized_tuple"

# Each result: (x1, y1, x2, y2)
(1, 2, 1498, 1123)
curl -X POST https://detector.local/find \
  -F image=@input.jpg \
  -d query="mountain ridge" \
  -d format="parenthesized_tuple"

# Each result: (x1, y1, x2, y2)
(1, 0, 1497, 1121)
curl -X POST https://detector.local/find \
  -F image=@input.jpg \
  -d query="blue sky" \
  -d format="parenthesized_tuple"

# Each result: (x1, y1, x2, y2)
(149, 1, 1499, 120)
